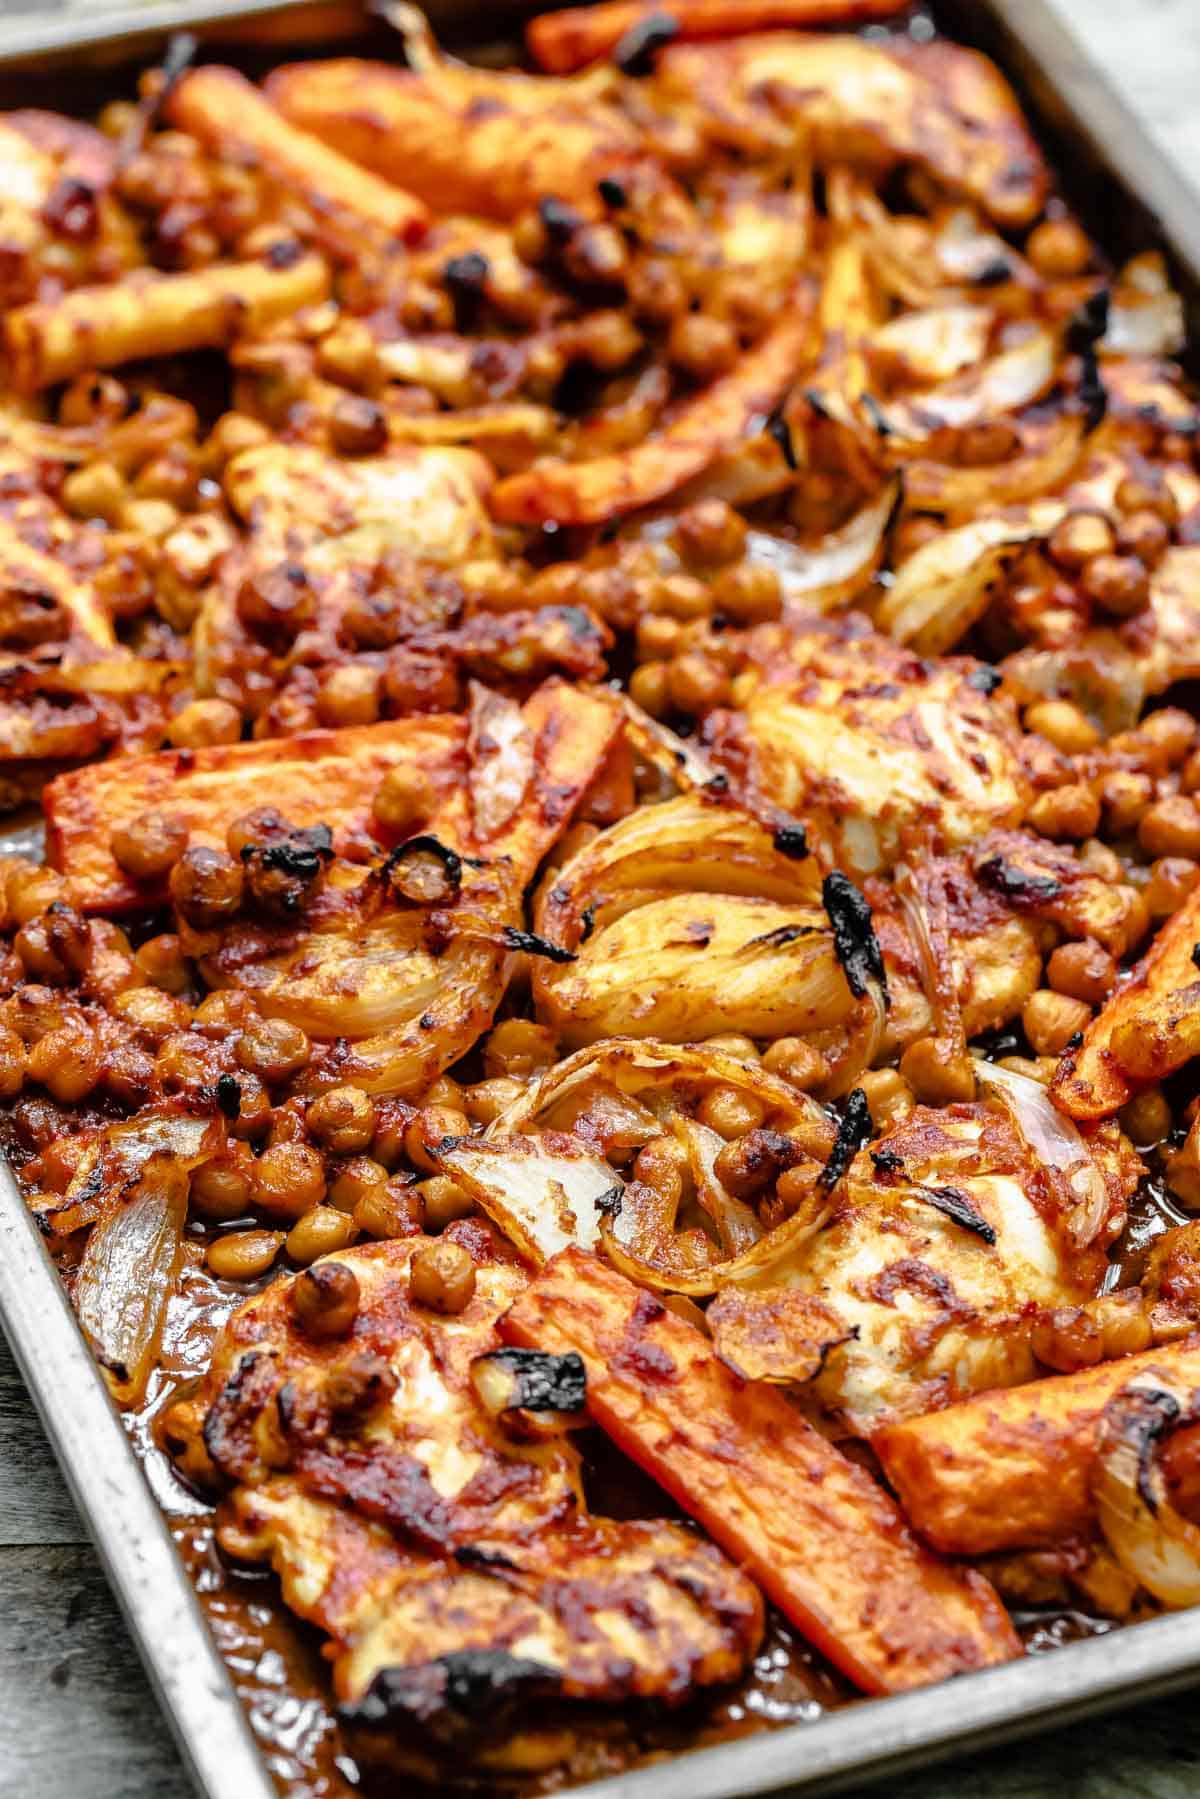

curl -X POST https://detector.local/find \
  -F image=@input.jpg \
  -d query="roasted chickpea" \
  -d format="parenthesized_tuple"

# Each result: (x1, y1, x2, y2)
(13, 920, 69, 985)
(1046, 939, 1118, 1007)
(957, 420, 1020, 465)
(330, 394, 388, 456)
(28, 1024, 101, 1102)
(112, 985, 192, 1043)
(0, 1026, 27, 1098)
(167, 699, 241, 750)
(462, 1076, 525, 1125)
(1046, 512, 1114, 573)
(316, 318, 379, 390)
(1101, 769, 1154, 834)
(1032, 1304, 1103, 1373)
(858, 1067, 915, 1131)
(5, 864, 68, 927)
(1027, 783, 1102, 842)
(61, 459, 126, 522)
(103, 1043, 157, 1107)
(1139, 708, 1196, 768)
(1139, 795, 1200, 861)
(710, 562, 783, 625)
(206, 1229, 283, 1281)
(628, 661, 670, 718)
(190, 1156, 253, 1222)
(417, 1174, 476, 1231)
(253, 1141, 326, 1220)
(134, 932, 190, 994)
(404, 1105, 471, 1174)
(667, 312, 738, 381)
(307, 1085, 376, 1154)
(408, 1238, 476, 1314)
(1115, 473, 1178, 524)
(696, 1085, 764, 1140)
(316, 664, 381, 728)
(1093, 1290, 1154, 1360)
(169, 845, 244, 927)
(111, 810, 188, 881)
(635, 614, 684, 663)
(353, 1181, 423, 1240)
(1024, 698, 1100, 755)
(292, 1260, 361, 1336)
(286, 1206, 357, 1265)
(674, 500, 747, 568)
(1026, 216, 1091, 279)
(1081, 552, 1150, 618)
(372, 766, 432, 834)
(1117, 509, 1171, 567)
(1022, 989, 1091, 1057)
(899, 1036, 977, 1105)
(667, 651, 730, 715)
(483, 1019, 558, 1080)
(236, 562, 315, 638)
(761, 1037, 829, 1091)
(236, 1017, 311, 1083)
(327, 1155, 389, 1212)
(769, 1160, 823, 1226)
(1144, 856, 1200, 918)
(1119, 1088, 1172, 1149)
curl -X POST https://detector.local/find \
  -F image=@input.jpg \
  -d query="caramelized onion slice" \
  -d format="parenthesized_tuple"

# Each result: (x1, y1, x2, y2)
(744, 478, 899, 615)
(876, 503, 1063, 655)
(434, 1133, 621, 1263)
(975, 1058, 1110, 1249)
(1093, 1372, 1200, 1608)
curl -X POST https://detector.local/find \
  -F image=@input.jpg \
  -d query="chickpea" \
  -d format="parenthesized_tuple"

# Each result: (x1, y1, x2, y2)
(286, 1206, 357, 1265)
(292, 1260, 361, 1336)
(316, 319, 380, 390)
(858, 1067, 915, 1131)
(636, 614, 684, 663)
(192, 992, 256, 1040)
(1117, 509, 1171, 567)
(761, 1037, 829, 1091)
(1026, 216, 1091, 279)
(674, 500, 747, 568)
(111, 810, 188, 881)
(667, 313, 738, 381)
(103, 1043, 157, 1107)
(1046, 939, 1117, 1007)
(628, 661, 670, 718)
(1139, 795, 1200, 861)
(5, 864, 68, 927)
(1181, 747, 1200, 795)
(353, 1180, 423, 1240)
(1101, 769, 1154, 834)
(112, 985, 192, 1043)
(957, 420, 1020, 466)
(704, 1033, 760, 1062)
(135, 932, 190, 994)
(768, 1160, 823, 1226)
(1094, 1289, 1155, 1360)
(169, 846, 244, 928)
(898, 1036, 977, 1105)
(404, 1104, 471, 1174)
(206, 411, 270, 467)
(712, 1127, 800, 1201)
(696, 1085, 765, 1140)
(630, 257, 687, 324)
(191, 1156, 254, 1222)
(1116, 473, 1178, 524)
(1119, 1088, 1172, 1149)
(13, 920, 69, 985)
(316, 664, 381, 728)
(327, 1155, 389, 1212)
(236, 1017, 311, 1083)
(307, 1085, 376, 1154)
(370, 1098, 416, 1170)
(372, 766, 432, 834)
(1081, 552, 1150, 618)
(1139, 708, 1196, 768)
(1024, 698, 1100, 755)
(122, 497, 179, 539)
(1032, 1304, 1103, 1373)
(206, 1229, 283, 1281)
(167, 699, 241, 750)
(1046, 512, 1115, 573)
(61, 460, 126, 522)
(633, 1135, 688, 1205)
(653, 573, 712, 622)
(236, 563, 315, 637)
(0, 1026, 27, 1098)
(408, 1238, 476, 1314)
(463, 1076, 525, 1126)
(1022, 989, 1091, 1057)
(710, 562, 783, 625)
(1027, 783, 1101, 842)
(28, 1024, 101, 1102)
(483, 1019, 558, 1081)
(1145, 856, 1200, 918)
(417, 1174, 476, 1231)
(253, 1141, 327, 1220)
(330, 394, 388, 456)
(667, 651, 730, 715)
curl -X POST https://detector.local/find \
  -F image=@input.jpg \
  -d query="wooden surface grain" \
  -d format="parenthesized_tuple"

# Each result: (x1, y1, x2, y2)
(3, 2, 1200, 1796)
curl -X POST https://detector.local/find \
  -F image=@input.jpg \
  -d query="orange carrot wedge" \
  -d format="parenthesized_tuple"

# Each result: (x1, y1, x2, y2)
(500, 1246, 1021, 1694)
(528, 0, 910, 74)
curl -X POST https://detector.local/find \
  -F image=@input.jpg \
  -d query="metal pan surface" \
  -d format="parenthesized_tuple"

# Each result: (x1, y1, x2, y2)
(1, 3, 1200, 1797)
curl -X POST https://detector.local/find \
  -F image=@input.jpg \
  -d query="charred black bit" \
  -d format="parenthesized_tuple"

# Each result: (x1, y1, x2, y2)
(501, 926, 576, 963)
(747, 922, 820, 950)
(822, 870, 889, 1004)
(477, 1348, 587, 1413)
(861, 392, 892, 437)
(870, 1148, 904, 1176)
(703, 771, 730, 796)
(340, 1650, 561, 1746)
(443, 251, 489, 327)
(966, 664, 1003, 695)
(912, 1183, 997, 1245)
(580, 904, 596, 944)
(383, 834, 463, 904)
(803, 386, 831, 421)
(1065, 1030, 1084, 1051)
(242, 824, 335, 916)
(772, 820, 809, 859)
(974, 257, 1012, 287)
(1067, 289, 1110, 433)
(597, 176, 628, 209)
(976, 855, 1062, 906)
(216, 1073, 242, 1121)
(1116, 1386, 1184, 1515)
(41, 177, 99, 244)
(595, 1184, 624, 1217)
(265, 238, 305, 270)
(820, 1088, 872, 1193)
(613, 10, 680, 74)
(455, 1543, 519, 1571)
(538, 196, 581, 243)
(1191, 942, 1200, 971)
(765, 403, 798, 470)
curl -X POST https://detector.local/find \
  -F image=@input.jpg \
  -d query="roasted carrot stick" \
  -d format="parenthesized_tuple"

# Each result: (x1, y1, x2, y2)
(528, 0, 911, 74)
(490, 295, 813, 525)
(43, 715, 467, 914)
(500, 1246, 1021, 1694)
(4, 250, 330, 392)
(1053, 884, 1200, 1120)
(874, 1336, 1200, 1556)
(166, 67, 429, 248)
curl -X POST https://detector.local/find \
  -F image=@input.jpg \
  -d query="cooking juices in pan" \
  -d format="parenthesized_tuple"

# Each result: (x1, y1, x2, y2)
(5, 0, 1200, 1789)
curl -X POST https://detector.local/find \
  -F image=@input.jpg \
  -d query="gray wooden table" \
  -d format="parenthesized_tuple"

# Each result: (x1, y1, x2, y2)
(4, 0, 1200, 1793)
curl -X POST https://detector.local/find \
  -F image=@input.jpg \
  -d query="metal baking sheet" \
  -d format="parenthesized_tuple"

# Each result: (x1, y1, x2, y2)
(2, 3, 1200, 1796)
